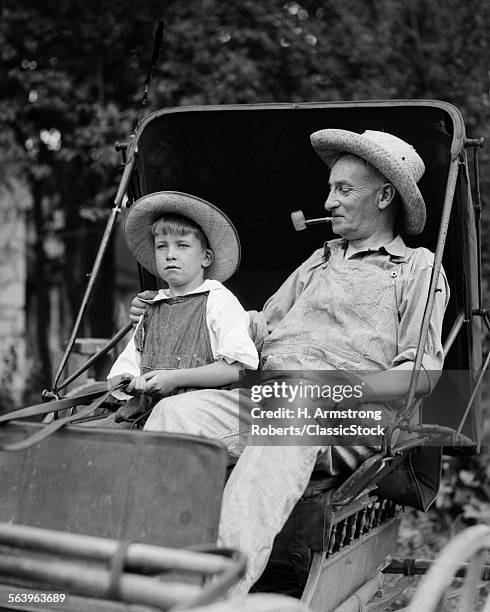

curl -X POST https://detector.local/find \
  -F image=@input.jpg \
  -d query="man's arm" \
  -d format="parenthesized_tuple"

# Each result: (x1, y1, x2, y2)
(392, 248, 450, 394)
(354, 249, 450, 405)
(355, 362, 430, 403)
(129, 290, 158, 324)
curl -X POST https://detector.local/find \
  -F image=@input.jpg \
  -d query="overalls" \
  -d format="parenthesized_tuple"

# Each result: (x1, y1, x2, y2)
(127, 292, 215, 423)
(260, 238, 410, 472)
(135, 292, 214, 377)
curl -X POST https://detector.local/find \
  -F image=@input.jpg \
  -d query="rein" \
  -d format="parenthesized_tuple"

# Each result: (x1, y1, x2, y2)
(0, 381, 127, 452)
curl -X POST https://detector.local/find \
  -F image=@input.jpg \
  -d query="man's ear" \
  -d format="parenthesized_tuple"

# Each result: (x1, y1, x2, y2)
(378, 182, 396, 210)
(202, 248, 214, 269)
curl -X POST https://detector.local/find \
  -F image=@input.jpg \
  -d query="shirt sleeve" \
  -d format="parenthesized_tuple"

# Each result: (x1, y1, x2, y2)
(262, 248, 325, 334)
(207, 288, 259, 370)
(106, 320, 142, 400)
(391, 248, 450, 392)
(247, 310, 269, 353)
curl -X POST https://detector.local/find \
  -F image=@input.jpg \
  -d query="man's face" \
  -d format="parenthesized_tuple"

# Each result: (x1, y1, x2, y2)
(325, 155, 388, 240)
(154, 231, 212, 294)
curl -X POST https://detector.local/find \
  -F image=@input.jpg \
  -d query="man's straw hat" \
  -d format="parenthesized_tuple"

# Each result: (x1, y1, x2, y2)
(310, 129, 426, 234)
(125, 191, 240, 282)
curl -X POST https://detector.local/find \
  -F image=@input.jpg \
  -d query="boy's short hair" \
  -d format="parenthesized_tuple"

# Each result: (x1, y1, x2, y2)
(151, 214, 210, 250)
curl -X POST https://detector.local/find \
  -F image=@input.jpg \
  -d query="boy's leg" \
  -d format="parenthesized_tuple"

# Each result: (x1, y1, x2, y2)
(143, 388, 322, 592)
(143, 388, 247, 458)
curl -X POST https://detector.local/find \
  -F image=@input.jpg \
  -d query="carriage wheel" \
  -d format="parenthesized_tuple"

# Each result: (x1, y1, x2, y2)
(405, 524, 490, 612)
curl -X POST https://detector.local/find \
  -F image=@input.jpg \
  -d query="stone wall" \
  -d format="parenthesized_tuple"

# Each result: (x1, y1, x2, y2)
(0, 180, 29, 410)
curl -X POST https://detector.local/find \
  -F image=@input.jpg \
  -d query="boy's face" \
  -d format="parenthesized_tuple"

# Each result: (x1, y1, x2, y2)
(154, 230, 213, 295)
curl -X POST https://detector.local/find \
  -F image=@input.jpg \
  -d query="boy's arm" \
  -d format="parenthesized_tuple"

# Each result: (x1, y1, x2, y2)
(107, 327, 142, 399)
(128, 361, 240, 397)
(207, 286, 259, 370)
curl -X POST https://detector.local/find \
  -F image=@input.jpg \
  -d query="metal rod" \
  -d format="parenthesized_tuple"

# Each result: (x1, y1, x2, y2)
(53, 205, 123, 392)
(385, 557, 490, 580)
(113, 146, 136, 210)
(396, 158, 459, 430)
(472, 144, 483, 312)
(456, 338, 490, 437)
(51, 145, 135, 394)
(0, 523, 235, 576)
(0, 553, 199, 609)
(331, 572, 384, 612)
(442, 312, 466, 356)
(56, 321, 133, 393)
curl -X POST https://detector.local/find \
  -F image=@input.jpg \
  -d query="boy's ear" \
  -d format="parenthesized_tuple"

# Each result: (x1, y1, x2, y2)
(202, 248, 214, 269)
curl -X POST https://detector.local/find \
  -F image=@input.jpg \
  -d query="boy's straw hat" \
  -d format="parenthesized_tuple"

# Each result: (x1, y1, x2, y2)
(125, 191, 240, 282)
(310, 129, 426, 234)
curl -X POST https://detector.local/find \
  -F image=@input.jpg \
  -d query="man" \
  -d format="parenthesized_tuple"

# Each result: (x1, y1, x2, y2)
(129, 129, 449, 595)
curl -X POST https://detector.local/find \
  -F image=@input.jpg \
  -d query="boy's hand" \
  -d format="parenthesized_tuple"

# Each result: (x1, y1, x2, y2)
(125, 370, 178, 398)
(108, 372, 134, 389)
(129, 290, 158, 324)
(124, 375, 148, 395)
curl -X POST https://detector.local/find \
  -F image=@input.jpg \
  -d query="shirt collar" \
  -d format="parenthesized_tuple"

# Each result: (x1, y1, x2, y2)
(142, 279, 222, 303)
(325, 235, 407, 259)
(382, 235, 408, 257)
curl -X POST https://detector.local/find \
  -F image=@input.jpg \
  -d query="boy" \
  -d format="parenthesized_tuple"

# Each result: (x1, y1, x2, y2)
(108, 190, 258, 426)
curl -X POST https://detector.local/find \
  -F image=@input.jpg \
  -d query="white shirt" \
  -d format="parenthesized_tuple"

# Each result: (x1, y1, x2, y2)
(108, 280, 258, 398)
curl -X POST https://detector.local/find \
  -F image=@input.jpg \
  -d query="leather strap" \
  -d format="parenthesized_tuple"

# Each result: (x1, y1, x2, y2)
(0, 383, 126, 452)
(0, 389, 108, 424)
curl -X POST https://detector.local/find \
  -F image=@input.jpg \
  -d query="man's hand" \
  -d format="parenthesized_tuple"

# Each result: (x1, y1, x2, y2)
(129, 290, 158, 324)
(125, 370, 178, 398)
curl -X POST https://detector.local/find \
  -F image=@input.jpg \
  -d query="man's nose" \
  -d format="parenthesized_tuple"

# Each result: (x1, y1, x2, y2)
(324, 190, 338, 211)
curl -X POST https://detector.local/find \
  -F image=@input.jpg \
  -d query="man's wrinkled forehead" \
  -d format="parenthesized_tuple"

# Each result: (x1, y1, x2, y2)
(329, 154, 385, 184)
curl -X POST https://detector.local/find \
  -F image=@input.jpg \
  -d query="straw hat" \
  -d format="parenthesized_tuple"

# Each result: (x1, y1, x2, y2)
(310, 129, 426, 234)
(124, 191, 240, 282)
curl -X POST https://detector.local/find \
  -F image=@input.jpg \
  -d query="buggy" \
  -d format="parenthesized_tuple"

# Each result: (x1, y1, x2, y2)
(0, 100, 488, 611)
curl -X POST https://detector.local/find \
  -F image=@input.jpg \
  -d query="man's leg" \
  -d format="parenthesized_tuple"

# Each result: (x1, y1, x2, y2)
(218, 444, 322, 597)
(218, 442, 377, 597)
(143, 389, 376, 595)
